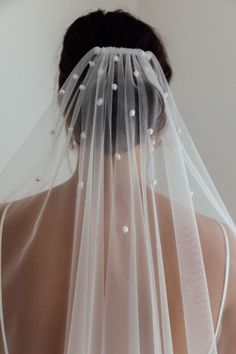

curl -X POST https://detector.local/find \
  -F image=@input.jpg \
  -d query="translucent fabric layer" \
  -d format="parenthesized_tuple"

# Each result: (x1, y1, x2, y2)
(0, 46, 235, 354)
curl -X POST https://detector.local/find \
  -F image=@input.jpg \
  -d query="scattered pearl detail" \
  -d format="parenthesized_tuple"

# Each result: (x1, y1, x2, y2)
(79, 84, 86, 91)
(97, 98, 103, 106)
(115, 153, 121, 160)
(111, 83, 118, 91)
(129, 109, 135, 117)
(163, 92, 169, 99)
(146, 128, 153, 135)
(133, 70, 140, 78)
(153, 179, 158, 186)
(78, 181, 84, 189)
(114, 55, 119, 62)
(145, 51, 152, 60)
(89, 60, 95, 67)
(59, 89, 65, 95)
(72, 73, 79, 80)
(122, 225, 129, 234)
(80, 132, 86, 139)
(94, 47, 101, 54)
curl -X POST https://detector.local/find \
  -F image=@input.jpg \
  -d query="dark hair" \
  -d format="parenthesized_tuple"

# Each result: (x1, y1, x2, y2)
(58, 9, 172, 153)
(59, 9, 172, 89)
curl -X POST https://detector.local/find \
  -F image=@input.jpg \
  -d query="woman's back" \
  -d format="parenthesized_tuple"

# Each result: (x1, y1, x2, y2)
(0, 181, 234, 353)
(0, 9, 235, 354)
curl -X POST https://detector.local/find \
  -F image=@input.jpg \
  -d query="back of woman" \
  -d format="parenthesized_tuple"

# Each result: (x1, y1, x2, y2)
(0, 9, 235, 354)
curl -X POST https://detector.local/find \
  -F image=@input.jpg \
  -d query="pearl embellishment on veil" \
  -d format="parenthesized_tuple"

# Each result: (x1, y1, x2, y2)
(122, 225, 129, 234)
(59, 89, 65, 95)
(146, 128, 153, 135)
(163, 92, 169, 99)
(115, 153, 122, 160)
(114, 55, 119, 62)
(80, 132, 86, 139)
(129, 109, 135, 117)
(78, 181, 84, 189)
(94, 47, 101, 54)
(145, 52, 152, 60)
(97, 98, 103, 106)
(111, 83, 118, 91)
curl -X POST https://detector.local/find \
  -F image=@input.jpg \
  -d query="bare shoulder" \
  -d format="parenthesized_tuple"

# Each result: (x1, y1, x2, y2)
(195, 213, 236, 322)
(196, 214, 236, 293)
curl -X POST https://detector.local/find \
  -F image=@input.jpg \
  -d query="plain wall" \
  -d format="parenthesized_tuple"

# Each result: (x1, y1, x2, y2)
(136, 0, 236, 218)
(0, 0, 235, 218)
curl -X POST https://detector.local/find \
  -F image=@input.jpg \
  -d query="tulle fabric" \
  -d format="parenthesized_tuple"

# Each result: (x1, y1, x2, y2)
(0, 46, 235, 354)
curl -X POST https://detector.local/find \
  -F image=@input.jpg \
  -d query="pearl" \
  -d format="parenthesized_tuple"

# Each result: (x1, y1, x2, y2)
(153, 179, 157, 186)
(122, 225, 129, 234)
(49, 129, 55, 135)
(163, 92, 169, 99)
(129, 109, 135, 117)
(145, 51, 152, 60)
(152, 139, 156, 145)
(115, 153, 121, 160)
(78, 181, 84, 189)
(80, 132, 86, 139)
(146, 128, 153, 135)
(111, 83, 118, 91)
(72, 73, 79, 80)
(149, 179, 157, 188)
(114, 54, 119, 62)
(97, 98, 103, 106)
(35, 176, 41, 182)
(94, 47, 101, 54)
(89, 60, 95, 67)
(59, 89, 65, 95)
(133, 70, 140, 78)
(79, 84, 86, 91)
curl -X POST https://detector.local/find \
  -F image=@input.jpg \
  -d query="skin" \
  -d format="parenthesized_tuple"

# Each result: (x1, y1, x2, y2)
(0, 145, 235, 353)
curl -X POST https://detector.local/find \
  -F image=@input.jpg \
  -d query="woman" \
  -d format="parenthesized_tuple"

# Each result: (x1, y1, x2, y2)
(0, 9, 235, 354)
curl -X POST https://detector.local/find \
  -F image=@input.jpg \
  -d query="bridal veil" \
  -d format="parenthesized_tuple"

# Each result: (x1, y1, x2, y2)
(0, 46, 235, 354)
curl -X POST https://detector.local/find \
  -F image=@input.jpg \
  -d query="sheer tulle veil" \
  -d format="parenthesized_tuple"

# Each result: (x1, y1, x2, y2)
(0, 46, 235, 354)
